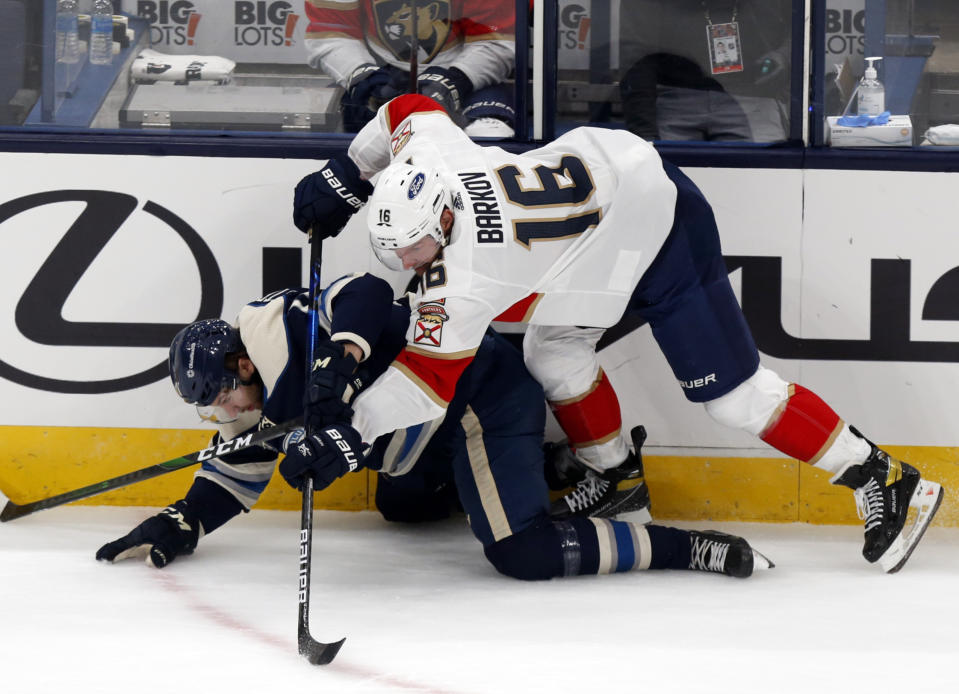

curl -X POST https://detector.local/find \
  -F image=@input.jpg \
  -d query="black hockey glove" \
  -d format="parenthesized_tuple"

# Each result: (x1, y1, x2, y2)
(292, 154, 374, 238)
(280, 425, 365, 492)
(96, 500, 199, 568)
(417, 66, 473, 115)
(305, 340, 362, 431)
(341, 64, 403, 132)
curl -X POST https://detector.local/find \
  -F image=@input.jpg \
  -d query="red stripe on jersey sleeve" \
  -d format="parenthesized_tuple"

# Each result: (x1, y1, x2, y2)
(393, 348, 473, 404)
(494, 293, 542, 322)
(385, 95, 450, 134)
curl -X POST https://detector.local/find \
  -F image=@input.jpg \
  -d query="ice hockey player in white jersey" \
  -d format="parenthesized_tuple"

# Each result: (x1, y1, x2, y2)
(95, 274, 771, 580)
(291, 94, 944, 574)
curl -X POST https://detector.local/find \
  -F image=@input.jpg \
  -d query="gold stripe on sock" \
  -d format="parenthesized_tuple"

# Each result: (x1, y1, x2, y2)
(807, 418, 845, 466)
(628, 523, 652, 570)
(590, 518, 616, 574)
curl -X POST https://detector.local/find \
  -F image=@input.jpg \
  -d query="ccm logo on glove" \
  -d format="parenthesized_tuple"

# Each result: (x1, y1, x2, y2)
(322, 167, 365, 210)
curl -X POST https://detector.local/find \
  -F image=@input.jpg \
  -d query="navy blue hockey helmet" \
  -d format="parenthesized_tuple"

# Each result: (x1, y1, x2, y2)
(168, 319, 243, 406)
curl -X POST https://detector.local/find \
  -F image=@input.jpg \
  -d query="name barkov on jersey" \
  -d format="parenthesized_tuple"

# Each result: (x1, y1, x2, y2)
(459, 172, 504, 244)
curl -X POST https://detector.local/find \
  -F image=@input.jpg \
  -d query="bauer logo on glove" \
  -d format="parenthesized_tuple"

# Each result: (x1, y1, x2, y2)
(280, 424, 365, 491)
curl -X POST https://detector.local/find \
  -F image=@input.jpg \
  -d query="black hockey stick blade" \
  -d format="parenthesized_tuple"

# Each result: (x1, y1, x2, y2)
(297, 476, 346, 665)
(0, 418, 302, 523)
(299, 626, 346, 665)
(630, 424, 648, 455)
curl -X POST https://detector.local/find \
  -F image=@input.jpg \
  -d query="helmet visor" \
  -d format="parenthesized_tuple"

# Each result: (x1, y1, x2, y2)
(195, 385, 243, 423)
(196, 404, 239, 424)
(372, 235, 440, 272)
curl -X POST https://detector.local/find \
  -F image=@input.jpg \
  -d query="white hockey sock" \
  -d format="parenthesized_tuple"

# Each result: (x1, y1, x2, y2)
(812, 423, 872, 478)
(574, 433, 630, 472)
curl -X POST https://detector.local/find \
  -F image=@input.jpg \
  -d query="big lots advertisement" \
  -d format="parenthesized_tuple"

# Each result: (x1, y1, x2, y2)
(131, 0, 310, 63)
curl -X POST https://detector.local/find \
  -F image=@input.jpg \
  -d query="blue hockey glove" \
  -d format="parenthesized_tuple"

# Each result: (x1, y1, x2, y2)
(96, 500, 199, 568)
(305, 340, 362, 430)
(280, 425, 365, 492)
(293, 154, 374, 237)
(341, 64, 403, 132)
(417, 66, 473, 114)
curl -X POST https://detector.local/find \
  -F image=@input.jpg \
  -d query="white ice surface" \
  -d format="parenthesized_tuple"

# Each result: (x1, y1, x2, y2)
(3, 506, 959, 693)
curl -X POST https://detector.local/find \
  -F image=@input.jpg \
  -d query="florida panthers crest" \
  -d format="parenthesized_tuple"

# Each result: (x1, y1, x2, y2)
(414, 299, 449, 347)
(372, 0, 452, 62)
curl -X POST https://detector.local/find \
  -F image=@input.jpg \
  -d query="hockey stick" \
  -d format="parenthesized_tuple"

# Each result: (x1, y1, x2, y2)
(0, 418, 302, 523)
(408, 0, 419, 93)
(297, 228, 346, 665)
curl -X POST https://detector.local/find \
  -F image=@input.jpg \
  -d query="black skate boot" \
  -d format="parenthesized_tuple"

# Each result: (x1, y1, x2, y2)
(833, 427, 943, 573)
(549, 426, 651, 522)
(688, 530, 774, 578)
(543, 441, 588, 491)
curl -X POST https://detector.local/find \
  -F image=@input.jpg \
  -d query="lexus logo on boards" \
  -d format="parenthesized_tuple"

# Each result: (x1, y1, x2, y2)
(0, 190, 222, 394)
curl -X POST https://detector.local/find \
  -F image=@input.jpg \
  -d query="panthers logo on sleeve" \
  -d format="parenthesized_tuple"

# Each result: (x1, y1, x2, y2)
(413, 299, 449, 347)
(391, 120, 413, 155)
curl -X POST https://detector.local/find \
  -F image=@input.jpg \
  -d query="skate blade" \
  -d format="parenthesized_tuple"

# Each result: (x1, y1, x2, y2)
(752, 548, 775, 571)
(879, 479, 944, 574)
(615, 506, 652, 525)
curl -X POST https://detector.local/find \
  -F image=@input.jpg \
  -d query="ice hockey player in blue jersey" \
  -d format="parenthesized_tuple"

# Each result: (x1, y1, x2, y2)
(96, 273, 772, 580)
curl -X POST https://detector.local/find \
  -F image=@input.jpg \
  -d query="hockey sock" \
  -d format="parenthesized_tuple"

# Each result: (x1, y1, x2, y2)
(759, 384, 844, 464)
(818, 424, 873, 478)
(582, 517, 652, 573)
(644, 525, 695, 569)
(575, 519, 695, 573)
(485, 518, 692, 579)
(549, 369, 628, 470)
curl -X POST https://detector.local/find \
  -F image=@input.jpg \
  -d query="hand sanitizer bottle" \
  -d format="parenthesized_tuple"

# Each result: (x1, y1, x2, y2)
(857, 57, 885, 116)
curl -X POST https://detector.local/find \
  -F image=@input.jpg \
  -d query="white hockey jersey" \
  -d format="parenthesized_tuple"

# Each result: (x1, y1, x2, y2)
(348, 95, 678, 445)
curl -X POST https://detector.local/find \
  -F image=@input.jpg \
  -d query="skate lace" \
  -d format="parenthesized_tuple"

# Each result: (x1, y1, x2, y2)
(689, 536, 729, 572)
(565, 474, 611, 512)
(854, 478, 884, 532)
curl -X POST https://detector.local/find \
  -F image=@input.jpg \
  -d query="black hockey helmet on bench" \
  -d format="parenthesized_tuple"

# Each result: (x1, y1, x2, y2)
(169, 319, 243, 406)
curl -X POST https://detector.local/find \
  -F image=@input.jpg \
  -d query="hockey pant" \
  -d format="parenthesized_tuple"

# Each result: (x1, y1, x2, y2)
(376, 330, 709, 580)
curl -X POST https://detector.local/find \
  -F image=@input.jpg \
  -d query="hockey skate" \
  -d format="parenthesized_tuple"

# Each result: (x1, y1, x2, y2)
(833, 428, 944, 573)
(688, 530, 774, 578)
(548, 426, 652, 522)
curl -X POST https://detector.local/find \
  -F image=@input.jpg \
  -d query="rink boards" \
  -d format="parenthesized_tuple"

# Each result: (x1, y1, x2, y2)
(0, 154, 957, 525)
(1, 424, 956, 526)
